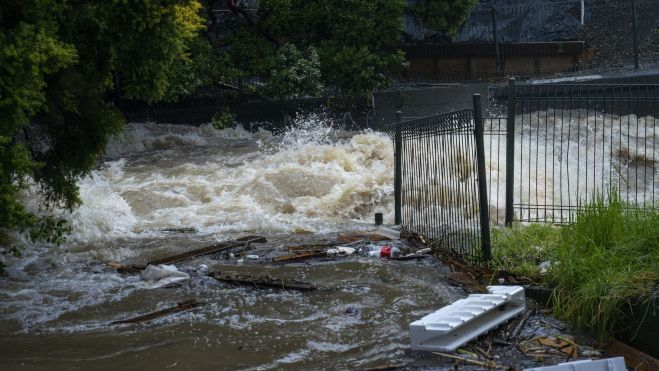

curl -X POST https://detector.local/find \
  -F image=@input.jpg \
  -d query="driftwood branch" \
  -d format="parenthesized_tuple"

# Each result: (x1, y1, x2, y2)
(110, 299, 204, 325)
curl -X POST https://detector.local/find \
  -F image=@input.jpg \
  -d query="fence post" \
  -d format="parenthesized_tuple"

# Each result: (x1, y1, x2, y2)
(394, 111, 403, 226)
(631, 0, 639, 70)
(491, 6, 502, 79)
(505, 78, 516, 227)
(473, 95, 492, 262)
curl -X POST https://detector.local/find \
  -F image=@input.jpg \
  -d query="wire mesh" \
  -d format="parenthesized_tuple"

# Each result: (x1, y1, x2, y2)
(385, 110, 485, 262)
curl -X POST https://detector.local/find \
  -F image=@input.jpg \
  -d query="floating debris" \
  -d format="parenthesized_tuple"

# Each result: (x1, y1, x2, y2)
(432, 351, 504, 369)
(140, 264, 190, 289)
(326, 246, 356, 256)
(160, 227, 197, 233)
(147, 235, 266, 266)
(110, 299, 204, 325)
(524, 357, 626, 371)
(519, 335, 600, 359)
(209, 271, 317, 291)
(272, 250, 326, 263)
(410, 286, 526, 351)
(604, 340, 659, 371)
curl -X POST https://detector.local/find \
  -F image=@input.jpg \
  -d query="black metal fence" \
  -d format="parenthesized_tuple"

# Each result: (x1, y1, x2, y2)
(387, 81, 658, 262)
(487, 80, 659, 224)
(386, 107, 491, 263)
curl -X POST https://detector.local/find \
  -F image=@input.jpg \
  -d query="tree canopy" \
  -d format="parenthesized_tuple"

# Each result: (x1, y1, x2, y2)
(173, 0, 477, 100)
(0, 0, 203, 248)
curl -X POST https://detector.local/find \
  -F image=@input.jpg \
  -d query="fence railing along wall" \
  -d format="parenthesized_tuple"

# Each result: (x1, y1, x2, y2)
(386, 108, 491, 263)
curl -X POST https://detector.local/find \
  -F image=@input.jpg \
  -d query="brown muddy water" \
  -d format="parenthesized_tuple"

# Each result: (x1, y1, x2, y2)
(0, 112, 623, 370)
(0, 116, 464, 370)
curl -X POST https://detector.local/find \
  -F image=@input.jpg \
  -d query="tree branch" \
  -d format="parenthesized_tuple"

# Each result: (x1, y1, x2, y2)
(227, 0, 281, 48)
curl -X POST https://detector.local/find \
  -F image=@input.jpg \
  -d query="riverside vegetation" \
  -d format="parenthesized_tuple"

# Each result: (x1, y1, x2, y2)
(491, 191, 659, 340)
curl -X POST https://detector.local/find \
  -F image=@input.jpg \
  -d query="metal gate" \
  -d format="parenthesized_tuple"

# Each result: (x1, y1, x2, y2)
(386, 97, 491, 263)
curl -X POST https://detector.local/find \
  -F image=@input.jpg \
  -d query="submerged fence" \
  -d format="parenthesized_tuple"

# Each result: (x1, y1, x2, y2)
(385, 106, 491, 263)
(388, 80, 658, 262)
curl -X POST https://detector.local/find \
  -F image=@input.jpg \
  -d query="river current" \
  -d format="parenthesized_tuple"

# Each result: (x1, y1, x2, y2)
(1, 111, 657, 369)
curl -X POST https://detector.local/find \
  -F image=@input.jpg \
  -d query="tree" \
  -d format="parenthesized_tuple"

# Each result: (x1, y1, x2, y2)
(0, 0, 203, 254)
(181, 0, 476, 100)
(204, 0, 407, 98)
(407, 0, 478, 36)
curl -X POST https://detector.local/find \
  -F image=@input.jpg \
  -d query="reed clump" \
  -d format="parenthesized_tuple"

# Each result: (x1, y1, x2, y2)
(491, 192, 659, 340)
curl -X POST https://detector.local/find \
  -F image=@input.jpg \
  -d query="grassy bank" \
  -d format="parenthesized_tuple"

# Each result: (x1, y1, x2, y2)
(491, 193, 659, 340)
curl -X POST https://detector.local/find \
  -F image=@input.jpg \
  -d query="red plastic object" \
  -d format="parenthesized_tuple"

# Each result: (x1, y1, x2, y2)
(380, 246, 392, 257)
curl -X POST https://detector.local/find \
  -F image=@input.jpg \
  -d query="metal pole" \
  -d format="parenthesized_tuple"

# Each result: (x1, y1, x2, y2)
(394, 111, 403, 226)
(505, 78, 516, 227)
(473, 94, 492, 262)
(580, 0, 585, 25)
(491, 6, 501, 79)
(631, 0, 639, 70)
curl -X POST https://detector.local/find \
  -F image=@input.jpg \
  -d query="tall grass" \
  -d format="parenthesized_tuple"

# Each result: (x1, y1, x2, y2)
(491, 223, 561, 278)
(490, 191, 659, 340)
(549, 192, 659, 340)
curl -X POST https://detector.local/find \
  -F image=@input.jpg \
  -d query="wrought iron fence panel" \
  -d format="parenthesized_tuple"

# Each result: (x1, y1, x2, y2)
(386, 109, 489, 263)
(507, 83, 659, 223)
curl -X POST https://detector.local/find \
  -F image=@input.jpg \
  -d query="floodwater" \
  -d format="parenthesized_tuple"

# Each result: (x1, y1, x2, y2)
(2, 111, 655, 369)
(0, 116, 463, 370)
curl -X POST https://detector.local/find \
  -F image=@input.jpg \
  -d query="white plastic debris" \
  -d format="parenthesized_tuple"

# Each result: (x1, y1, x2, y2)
(140, 264, 190, 289)
(197, 264, 208, 273)
(409, 285, 526, 351)
(327, 246, 357, 256)
(245, 255, 259, 259)
(524, 357, 626, 371)
(539, 260, 552, 273)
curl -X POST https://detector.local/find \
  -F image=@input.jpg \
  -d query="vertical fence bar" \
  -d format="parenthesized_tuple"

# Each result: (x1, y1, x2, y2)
(473, 94, 492, 262)
(491, 6, 501, 79)
(505, 78, 516, 226)
(631, 0, 639, 70)
(394, 111, 403, 225)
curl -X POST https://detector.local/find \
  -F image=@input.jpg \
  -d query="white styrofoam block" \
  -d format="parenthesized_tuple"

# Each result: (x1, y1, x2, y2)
(410, 285, 525, 351)
(524, 357, 627, 371)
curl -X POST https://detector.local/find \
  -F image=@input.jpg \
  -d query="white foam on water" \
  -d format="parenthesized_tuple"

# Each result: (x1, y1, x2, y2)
(61, 115, 394, 248)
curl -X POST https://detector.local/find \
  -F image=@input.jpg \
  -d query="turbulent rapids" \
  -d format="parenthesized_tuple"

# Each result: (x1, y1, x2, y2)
(64, 115, 395, 247)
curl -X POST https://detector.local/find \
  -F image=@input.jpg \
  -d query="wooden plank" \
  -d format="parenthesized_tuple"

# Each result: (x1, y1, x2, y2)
(286, 243, 333, 251)
(209, 271, 317, 291)
(148, 236, 266, 266)
(110, 299, 203, 325)
(272, 250, 326, 263)
(604, 339, 659, 371)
